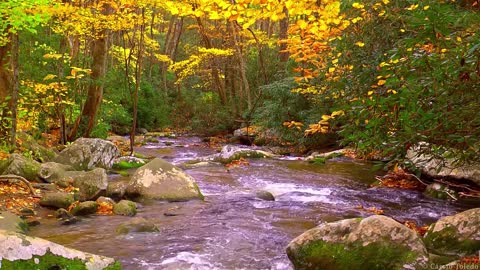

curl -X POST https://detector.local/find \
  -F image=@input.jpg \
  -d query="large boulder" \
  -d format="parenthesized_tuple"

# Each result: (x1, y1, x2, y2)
(0, 229, 120, 269)
(286, 215, 429, 270)
(55, 138, 120, 170)
(424, 208, 480, 256)
(125, 158, 203, 201)
(70, 168, 109, 201)
(2, 154, 41, 181)
(406, 142, 480, 186)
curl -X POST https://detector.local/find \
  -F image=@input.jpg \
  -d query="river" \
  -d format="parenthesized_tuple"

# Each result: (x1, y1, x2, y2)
(29, 136, 470, 269)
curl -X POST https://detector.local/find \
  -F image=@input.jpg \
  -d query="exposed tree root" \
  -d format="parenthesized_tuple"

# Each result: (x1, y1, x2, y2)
(0, 175, 39, 197)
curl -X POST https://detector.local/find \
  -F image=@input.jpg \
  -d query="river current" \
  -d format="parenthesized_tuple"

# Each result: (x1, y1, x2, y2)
(29, 136, 469, 269)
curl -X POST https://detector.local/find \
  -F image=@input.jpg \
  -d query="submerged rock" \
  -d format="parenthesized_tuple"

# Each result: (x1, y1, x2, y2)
(424, 208, 480, 256)
(0, 229, 120, 269)
(125, 158, 204, 202)
(55, 138, 120, 170)
(116, 217, 159, 234)
(286, 215, 428, 270)
(255, 190, 275, 201)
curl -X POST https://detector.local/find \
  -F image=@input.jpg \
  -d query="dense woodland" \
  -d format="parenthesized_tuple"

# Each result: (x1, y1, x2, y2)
(1, 0, 479, 167)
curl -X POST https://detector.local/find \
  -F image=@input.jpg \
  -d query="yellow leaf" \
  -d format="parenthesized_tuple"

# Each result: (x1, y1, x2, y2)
(367, 90, 374, 96)
(43, 74, 57, 81)
(377, 79, 386, 86)
(355, 42, 365, 47)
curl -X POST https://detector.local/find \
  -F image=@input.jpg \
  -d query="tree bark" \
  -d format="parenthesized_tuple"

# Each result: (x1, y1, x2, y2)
(0, 37, 12, 140)
(9, 34, 19, 145)
(231, 22, 251, 110)
(69, 33, 109, 139)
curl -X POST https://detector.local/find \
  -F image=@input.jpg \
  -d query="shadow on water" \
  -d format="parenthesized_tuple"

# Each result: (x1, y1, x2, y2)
(29, 136, 471, 270)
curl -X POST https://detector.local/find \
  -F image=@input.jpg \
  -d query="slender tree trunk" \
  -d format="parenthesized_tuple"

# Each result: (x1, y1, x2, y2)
(130, 8, 146, 155)
(279, 8, 290, 66)
(9, 34, 19, 145)
(0, 37, 12, 140)
(231, 22, 251, 110)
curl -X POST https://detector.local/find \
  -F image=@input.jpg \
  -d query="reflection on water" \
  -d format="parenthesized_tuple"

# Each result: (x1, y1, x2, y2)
(29, 136, 470, 270)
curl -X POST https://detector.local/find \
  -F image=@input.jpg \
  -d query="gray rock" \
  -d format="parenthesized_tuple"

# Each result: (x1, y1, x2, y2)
(2, 154, 41, 181)
(286, 215, 429, 270)
(55, 138, 120, 170)
(125, 158, 203, 201)
(424, 208, 480, 256)
(116, 217, 159, 234)
(38, 162, 74, 187)
(113, 200, 137, 216)
(0, 229, 120, 269)
(106, 181, 128, 201)
(69, 168, 108, 201)
(202, 145, 276, 164)
(0, 211, 28, 234)
(407, 142, 480, 185)
(39, 192, 75, 209)
(71, 201, 98, 216)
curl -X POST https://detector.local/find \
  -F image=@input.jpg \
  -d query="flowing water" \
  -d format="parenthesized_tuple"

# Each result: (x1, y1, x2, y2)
(29, 136, 470, 270)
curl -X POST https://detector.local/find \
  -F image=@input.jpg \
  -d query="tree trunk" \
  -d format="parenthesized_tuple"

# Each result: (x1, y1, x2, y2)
(0, 37, 12, 140)
(130, 8, 146, 155)
(279, 8, 290, 64)
(9, 34, 19, 145)
(69, 34, 109, 139)
(231, 22, 252, 110)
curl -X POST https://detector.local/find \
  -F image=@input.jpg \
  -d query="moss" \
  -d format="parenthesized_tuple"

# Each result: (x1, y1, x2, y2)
(0, 251, 121, 270)
(288, 240, 421, 270)
(112, 160, 145, 170)
(193, 182, 204, 201)
(424, 225, 480, 256)
(118, 170, 130, 177)
(309, 152, 345, 165)
(220, 151, 267, 164)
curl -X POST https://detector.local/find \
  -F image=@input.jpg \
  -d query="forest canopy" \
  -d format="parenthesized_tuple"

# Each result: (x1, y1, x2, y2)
(0, 0, 478, 166)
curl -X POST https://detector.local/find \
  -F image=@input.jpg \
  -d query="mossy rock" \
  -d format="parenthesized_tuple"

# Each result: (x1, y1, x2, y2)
(287, 215, 428, 270)
(113, 200, 137, 216)
(289, 240, 420, 270)
(0, 229, 120, 269)
(424, 208, 480, 256)
(71, 201, 98, 216)
(39, 192, 75, 209)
